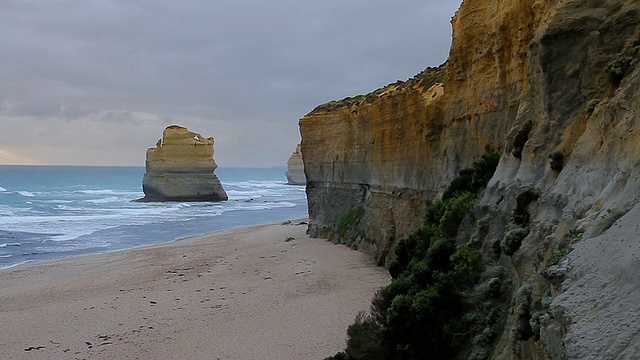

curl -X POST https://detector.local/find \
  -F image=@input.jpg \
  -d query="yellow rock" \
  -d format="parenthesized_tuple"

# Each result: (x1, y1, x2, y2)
(285, 144, 305, 185)
(140, 125, 227, 202)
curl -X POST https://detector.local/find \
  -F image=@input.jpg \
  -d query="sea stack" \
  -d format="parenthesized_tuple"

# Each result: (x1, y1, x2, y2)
(140, 125, 228, 202)
(285, 144, 306, 185)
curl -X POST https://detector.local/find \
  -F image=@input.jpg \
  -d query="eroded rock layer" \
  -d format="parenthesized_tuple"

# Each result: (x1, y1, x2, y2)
(285, 144, 306, 185)
(140, 125, 228, 202)
(300, 0, 640, 358)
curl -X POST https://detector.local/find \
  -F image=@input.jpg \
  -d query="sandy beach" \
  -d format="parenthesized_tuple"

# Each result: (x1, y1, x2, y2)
(0, 220, 390, 360)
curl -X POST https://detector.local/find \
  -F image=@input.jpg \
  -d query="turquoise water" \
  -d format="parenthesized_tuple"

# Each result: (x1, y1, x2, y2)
(0, 166, 307, 270)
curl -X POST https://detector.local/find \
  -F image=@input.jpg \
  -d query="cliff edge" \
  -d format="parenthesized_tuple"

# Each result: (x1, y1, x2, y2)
(300, 0, 640, 358)
(140, 125, 228, 202)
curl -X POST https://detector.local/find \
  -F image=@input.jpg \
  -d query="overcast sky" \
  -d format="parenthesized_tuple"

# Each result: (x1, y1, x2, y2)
(0, 0, 462, 167)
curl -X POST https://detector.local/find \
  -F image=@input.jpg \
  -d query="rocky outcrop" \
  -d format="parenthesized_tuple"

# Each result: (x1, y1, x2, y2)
(285, 144, 306, 185)
(300, 0, 640, 358)
(140, 125, 228, 202)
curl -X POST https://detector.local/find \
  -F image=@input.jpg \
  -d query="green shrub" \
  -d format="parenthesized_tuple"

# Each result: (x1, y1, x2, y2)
(606, 33, 640, 86)
(443, 168, 474, 200)
(345, 312, 386, 360)
(338, 147, 503, 360)
(443, 150, 500, 200)
(324, 352, 350, 360)
(450, 247, 482, 282)
(514, 284, 534, 340)
(500, 226, 529, 256)
(439, 192, 476, 237)
(471, 151, 500, 191)
(389, 225, 441, 278)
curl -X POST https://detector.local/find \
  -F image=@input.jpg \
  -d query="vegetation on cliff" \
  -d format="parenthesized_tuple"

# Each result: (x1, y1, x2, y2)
(308, 1, 640, 358)
(311, 64, 446, 114)
(325, 151, 500, 360)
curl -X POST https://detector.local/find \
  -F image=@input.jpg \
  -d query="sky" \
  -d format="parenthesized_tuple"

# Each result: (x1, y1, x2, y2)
(0, 0, 462, 167)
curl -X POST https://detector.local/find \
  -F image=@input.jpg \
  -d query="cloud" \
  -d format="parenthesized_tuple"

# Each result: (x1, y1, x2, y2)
(8, 99, 61, 117)
(0, 0, 462, 166)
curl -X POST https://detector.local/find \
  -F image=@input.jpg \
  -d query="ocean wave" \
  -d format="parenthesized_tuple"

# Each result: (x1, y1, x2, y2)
(225, 180, 286, 188)
(0, 243, 22, 248)
(78, 189, 117, 195)
(44, 200, 75, 204)
(56, 205, 90, 211)
(0, 186, 6, 192)
(85, 197, 121, 204)
(17, 191, 35, 197)
(1, 259, 34, 270)
(230, 201, 298, 211)
(0, 254, 11, 258)
(0, 205, 15, 216)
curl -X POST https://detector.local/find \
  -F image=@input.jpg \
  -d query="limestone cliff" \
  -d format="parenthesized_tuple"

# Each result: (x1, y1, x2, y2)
(140, 125, 228, 202)
(300, 0, 640, 358)
(285, 144, 306, 185)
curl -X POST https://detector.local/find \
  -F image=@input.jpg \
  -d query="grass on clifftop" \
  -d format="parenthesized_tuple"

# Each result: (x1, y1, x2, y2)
(311, 64, 446, 114)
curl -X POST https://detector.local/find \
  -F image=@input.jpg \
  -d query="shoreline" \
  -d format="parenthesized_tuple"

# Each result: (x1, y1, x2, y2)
(0, 220, 390, 359)
(0, 217, 309, 272)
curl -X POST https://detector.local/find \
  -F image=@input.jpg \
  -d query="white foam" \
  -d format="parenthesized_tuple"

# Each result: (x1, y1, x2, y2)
(17, 191, 35, 197)
(0, 186, 6, 192)
(45, 200, 74, 204)
(0, 243, 22, 248)
(1, 259, 34, 270)
(78, 189, 116, 195)
(85, 197, 120, 204)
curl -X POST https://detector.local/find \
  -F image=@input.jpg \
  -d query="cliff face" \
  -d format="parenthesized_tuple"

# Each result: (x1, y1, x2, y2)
(301, 67, 447, 260)
(141, 125, 228, 202)
(300, 0, 640, 358)
(285, 144, 306, 185)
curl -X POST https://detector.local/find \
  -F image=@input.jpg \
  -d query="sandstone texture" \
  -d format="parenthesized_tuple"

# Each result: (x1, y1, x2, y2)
(140, 125, 227, 202)
(285, 144, 306, 185)
(299, 0, 640, 358)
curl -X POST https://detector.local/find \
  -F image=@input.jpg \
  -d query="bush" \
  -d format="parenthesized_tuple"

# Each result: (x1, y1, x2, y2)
(345, 313, 386, 360)
(500, 226, 529, 256)
(450, 247, 482, 282)
(389, 225, 441, 278)
(325, 352, 350, 360)
(442, 150, 500, 200)
(514, 284, 534, 340)
(443, 168, 474, 200)
(439, 192, 476, 238)
(338, 147, 503, 360)
(471, 151, 500, 191)
(606, 34, 640, 86)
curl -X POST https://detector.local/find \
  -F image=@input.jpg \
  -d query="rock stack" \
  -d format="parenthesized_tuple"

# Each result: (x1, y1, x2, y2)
(285, 144, 306, 185)
(139, 125, 228, 202)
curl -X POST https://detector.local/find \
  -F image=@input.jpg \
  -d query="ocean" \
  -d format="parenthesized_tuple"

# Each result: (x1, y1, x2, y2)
(0, 166, 308, 270)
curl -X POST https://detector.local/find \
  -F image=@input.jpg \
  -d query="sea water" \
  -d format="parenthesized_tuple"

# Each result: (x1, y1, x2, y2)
(0, 166, 308, 270)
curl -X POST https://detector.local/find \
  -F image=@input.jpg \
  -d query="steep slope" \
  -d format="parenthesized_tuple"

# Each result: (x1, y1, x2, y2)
(300, 0, 640, 358)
